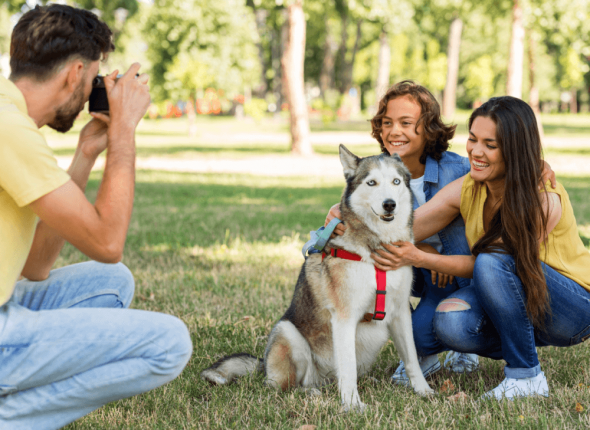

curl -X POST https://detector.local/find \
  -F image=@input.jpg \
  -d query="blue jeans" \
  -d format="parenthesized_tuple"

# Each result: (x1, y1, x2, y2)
(0, 261, 193, 429)
(411, 267, 460, 357)
(434, 253, 590, 379)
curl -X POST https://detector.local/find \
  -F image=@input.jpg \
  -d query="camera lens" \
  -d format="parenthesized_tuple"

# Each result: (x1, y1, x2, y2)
(93, 76, 102, 87)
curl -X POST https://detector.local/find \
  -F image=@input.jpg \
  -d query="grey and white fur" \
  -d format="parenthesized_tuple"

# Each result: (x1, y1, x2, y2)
(201, 145, 434, 411)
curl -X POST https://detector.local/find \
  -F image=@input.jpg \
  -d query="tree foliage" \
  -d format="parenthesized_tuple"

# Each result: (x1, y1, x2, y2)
(144, 0, 260, 101)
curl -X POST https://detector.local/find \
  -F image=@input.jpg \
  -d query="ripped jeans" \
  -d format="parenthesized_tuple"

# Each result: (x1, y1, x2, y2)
(433, 253, 590, 379)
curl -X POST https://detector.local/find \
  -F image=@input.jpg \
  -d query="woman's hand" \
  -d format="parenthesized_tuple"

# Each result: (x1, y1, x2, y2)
(415, 243, 454, 288)
(371, 241, 423, 271)
(541, 160, 557, 189)
(324, 203, 347, 236)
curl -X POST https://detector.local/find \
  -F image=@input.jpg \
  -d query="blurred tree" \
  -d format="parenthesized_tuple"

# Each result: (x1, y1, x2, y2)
(464, 55, 494, 103)
(282, 0, 313, 155)
(507, 0, 525, 98)
(143, 0, 260, 102)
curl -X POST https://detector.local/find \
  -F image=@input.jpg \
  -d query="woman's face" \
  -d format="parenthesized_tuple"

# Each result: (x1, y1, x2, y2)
(467, 116, 506, 184)
(380, 95, 426, 162)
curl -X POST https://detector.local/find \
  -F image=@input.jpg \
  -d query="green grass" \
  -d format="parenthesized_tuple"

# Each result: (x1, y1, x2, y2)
(53, 166, 590, 429)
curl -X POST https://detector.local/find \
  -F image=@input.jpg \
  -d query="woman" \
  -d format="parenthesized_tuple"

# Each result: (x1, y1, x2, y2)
(371, 96, 590, 399)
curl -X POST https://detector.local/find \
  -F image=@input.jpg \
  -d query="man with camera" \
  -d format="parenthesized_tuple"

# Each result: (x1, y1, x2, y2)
(0, 5, 192, 428)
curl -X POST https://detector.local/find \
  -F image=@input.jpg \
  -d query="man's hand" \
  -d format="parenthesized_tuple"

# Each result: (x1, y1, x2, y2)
(324, 203, 346, 236)
(78, 114, 110, 160)
(104, 63, 151, 131)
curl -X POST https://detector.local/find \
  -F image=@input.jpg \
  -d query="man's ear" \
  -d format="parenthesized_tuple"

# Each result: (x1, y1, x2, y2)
(64, 59, 86, 93)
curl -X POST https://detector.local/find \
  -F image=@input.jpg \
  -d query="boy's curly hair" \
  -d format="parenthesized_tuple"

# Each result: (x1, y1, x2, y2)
(371, 80, 456, 164)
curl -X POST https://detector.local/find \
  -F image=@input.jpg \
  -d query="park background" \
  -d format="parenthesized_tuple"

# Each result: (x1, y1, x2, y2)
(2, 0, 590, 428)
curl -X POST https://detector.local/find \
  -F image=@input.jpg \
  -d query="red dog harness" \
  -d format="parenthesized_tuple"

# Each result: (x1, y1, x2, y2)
(322, 248, 387, 321)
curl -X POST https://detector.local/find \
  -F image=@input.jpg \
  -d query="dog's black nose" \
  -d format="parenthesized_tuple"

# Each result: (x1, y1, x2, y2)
(382, 199, 396, 213)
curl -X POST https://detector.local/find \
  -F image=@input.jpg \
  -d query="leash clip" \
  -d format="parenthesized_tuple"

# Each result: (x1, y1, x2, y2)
(301, 217, 342, 258)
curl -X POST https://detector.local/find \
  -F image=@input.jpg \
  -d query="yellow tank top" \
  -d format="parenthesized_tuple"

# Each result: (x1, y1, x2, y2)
(460, 174, 590, 292)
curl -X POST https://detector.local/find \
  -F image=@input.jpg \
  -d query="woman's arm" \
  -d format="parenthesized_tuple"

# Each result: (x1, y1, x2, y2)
(413, 174, 465, 242)
(372, 242, 476, 278)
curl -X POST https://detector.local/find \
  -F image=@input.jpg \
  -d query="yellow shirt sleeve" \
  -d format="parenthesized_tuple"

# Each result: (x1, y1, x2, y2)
(0, 109, 70, 207)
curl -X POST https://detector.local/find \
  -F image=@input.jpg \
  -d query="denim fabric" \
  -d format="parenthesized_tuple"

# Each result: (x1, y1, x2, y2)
(0, 261, 193, 430)
(409, 152, 471, 353)
(433, 253, 590, 378)
(411, 268, 460, 356)
(419, 152, 472, 290)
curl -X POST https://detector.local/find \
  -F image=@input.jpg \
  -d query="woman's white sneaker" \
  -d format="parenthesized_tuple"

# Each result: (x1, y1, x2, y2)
(482, 371, 549, 400)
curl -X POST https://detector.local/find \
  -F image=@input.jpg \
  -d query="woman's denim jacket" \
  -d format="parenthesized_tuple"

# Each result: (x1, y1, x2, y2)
(415, 151, 472, 290)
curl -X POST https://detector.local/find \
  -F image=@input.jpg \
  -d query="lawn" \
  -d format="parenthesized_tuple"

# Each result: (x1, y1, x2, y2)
(52, 161, 590, 429)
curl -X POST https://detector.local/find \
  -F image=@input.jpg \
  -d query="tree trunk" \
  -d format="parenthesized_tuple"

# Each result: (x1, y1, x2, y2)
(319, 18, 337, 96)
(340, 19, 362, 94)
(570, 89, 578, 113)
(442, 16, 462, 119)
(253, 8, 269, 97)
(282, 0, 313, 156)
(376, 29, 391, 99)
(507, 0, 524, 98)
(527, 29, 544, 140)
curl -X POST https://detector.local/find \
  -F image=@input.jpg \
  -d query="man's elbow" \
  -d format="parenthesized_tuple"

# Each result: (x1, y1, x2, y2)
(21, 268, 51, 282)
(92, 242, 124, 264)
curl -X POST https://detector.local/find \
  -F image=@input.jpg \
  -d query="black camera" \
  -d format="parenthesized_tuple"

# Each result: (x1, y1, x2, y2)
(88, 75, 110, 113)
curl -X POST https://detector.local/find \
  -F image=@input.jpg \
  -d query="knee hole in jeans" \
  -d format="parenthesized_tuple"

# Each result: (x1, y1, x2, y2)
(435, 298, 471, 313)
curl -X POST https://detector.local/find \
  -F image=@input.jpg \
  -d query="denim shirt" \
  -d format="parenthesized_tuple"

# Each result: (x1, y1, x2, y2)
(416, 151, 472, 289)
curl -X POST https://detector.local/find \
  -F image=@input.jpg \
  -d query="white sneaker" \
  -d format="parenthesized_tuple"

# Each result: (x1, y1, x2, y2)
(444, 351, 479, 373)
(391, 354, 441, 386)
(482, 371, 549, 400)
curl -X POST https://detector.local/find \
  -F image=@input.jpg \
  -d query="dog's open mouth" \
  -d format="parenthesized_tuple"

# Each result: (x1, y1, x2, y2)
(372, 207, 395, 222)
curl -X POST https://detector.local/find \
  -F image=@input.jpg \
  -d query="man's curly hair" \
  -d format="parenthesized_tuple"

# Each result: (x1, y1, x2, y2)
(10, 4, 114, 82)
(371, 80, 456, 164)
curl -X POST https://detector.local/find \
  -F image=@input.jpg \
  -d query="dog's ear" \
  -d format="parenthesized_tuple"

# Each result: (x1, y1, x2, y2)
(339, 144, 360, 180)
(390, 152, 403, 163)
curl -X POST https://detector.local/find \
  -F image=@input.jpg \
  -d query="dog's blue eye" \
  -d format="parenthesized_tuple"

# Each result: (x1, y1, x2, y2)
(367, 180, 377, 186)
(393, 178, 401, 185)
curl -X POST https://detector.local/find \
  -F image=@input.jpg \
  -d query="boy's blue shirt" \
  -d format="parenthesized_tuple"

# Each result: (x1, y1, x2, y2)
(417, 151, 471, 289)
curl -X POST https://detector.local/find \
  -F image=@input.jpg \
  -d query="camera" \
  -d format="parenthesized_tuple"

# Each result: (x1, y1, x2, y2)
(88, 75, 110, 114)
(89, 73, 139, 113)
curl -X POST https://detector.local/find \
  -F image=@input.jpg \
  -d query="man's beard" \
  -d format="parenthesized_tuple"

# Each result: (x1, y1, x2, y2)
(48, 82, 86, 133)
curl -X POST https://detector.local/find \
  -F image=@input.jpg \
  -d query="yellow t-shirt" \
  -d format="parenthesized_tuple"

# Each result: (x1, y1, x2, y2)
(0, 76, 71, 305)
(460, 173, 590, 292)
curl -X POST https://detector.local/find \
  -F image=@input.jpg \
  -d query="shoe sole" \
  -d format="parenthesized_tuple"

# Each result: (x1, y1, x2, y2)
(391, 362, 442, 386)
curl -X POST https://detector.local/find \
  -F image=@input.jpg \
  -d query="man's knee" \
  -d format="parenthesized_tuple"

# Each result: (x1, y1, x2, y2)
(87, 261, 135, 307)
(156, 315, 193, 378)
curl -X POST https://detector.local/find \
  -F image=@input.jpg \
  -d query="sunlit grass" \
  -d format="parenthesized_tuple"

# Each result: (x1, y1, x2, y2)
(53, 167, 590, 429)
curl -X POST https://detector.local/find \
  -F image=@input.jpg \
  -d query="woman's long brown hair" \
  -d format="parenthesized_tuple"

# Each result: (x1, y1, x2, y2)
(469, 97, 549, 328)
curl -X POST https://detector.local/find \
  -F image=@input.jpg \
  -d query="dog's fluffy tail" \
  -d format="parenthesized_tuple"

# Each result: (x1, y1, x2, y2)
(201, 353, 264, 385)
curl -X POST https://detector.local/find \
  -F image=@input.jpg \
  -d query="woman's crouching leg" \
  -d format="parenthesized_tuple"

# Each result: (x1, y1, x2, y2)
(433, 287, 503, 359)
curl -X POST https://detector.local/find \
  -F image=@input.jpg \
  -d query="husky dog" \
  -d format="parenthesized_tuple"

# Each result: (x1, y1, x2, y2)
(201, 145, 434, 410)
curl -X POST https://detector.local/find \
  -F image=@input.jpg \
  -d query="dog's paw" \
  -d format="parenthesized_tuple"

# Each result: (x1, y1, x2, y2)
(414, 385, 435, 396)
(341, 401, 367, 414)
(300, 387, 322, 397)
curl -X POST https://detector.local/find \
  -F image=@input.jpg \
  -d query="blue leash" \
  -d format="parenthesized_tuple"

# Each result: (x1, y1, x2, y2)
(301, 217, 342, 258)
